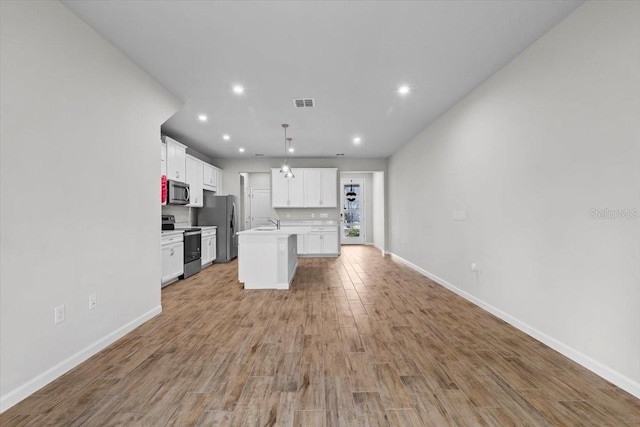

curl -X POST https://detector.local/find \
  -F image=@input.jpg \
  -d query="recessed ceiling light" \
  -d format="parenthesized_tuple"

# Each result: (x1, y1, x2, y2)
(222, 134, 230, 141)
(198, 114, 208, 122)
(398, 85, 410, 95)
(232, 85, 245, 95)
(353, 137, 361, 144)
(238, 148, 245, 153)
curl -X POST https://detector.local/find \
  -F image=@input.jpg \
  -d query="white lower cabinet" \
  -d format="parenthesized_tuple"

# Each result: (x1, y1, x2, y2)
(306, 233, 323, 254)
(307, 228, 338, 255)
(161, 232, 184, 286)
(321, 230, 339, 254)
(201, 228, 217, 266)
(280, 225, 311, 255)
(280, 224, 339, 256)
(296, 234, 306, 255)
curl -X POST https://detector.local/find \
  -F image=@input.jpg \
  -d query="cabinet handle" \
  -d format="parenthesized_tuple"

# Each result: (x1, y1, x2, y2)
(170, 248, 174, 256)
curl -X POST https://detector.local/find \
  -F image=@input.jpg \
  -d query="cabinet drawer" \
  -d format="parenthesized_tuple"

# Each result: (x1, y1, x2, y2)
(161, 235, 183, 246)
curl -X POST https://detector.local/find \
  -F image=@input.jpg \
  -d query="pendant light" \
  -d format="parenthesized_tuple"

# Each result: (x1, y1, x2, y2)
(346, 181, 357, 202)
(279, 124, 295, 178)
(284, 137, 295, 178)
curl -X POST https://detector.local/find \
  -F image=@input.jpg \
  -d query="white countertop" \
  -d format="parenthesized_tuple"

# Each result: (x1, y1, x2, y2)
(279, 220, 338, 226)
(237, 227, 296, 236)
(161, 230, 184, 237)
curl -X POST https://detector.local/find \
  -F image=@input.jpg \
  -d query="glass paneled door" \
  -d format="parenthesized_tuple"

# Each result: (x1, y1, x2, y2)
(341, 179, 364, 244)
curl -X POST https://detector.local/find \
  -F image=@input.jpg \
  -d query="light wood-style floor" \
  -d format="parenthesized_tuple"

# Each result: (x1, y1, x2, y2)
(2, 246, 639, 426)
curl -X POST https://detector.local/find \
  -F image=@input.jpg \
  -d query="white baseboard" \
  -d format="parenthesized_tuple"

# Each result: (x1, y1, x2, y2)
(390, 253, 640, 399)
(371, 244, 388, 255)
(0, 306, 162, 413)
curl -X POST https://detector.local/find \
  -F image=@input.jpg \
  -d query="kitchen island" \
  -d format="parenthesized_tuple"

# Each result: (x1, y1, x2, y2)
(237, 228, 298, 289)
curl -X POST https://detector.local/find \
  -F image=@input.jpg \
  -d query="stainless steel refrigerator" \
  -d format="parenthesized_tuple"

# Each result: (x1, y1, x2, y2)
(197, 193, 238, 262)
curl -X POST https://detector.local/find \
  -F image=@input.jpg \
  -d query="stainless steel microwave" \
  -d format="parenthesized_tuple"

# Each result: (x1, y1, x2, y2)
(167, 180, 190, 205)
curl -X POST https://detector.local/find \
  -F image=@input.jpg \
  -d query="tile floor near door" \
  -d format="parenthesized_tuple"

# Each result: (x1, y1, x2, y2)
(2, 246, 639, 426)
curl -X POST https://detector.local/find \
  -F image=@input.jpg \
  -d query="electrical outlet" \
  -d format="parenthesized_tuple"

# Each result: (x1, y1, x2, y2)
(54, 305, 65, 324)
(470, 262, 479, 272)
(89, 293, 97, 310)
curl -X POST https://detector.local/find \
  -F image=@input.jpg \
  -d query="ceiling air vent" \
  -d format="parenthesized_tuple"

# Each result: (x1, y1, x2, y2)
(255, 153, 264, 157)
(293, 98, 315, 108)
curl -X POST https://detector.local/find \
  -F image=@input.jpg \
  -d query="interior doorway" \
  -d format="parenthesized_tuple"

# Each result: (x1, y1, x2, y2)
(340, 178, 365, 244)
(249, 188, 272, 228)
(239, 172, 272, 231)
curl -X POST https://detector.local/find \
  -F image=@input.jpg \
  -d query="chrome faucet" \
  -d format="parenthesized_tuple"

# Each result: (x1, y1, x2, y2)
(268, 218, 280, 229)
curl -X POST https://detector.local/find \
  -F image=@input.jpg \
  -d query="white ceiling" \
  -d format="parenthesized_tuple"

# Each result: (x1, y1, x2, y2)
(63, 0, 582, 159)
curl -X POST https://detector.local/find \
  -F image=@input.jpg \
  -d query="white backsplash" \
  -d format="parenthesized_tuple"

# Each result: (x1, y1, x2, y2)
(274, 208, 339, 221)
(162, 205, 195, 224)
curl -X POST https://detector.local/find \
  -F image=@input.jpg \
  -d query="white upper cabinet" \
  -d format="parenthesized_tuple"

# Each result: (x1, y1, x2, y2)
(272, 168, 336, 208)
(166, 137, 186, 183)
(304, 168, 337, 207)
(185, 155, 204, 207)
(271, 168, 305, 207)
(288, 171, 305, 207)
(304, 169, 321, 207)
(216, 169, 223, 194)
(160, 141, 167, 177)
(271, 169, 290, 207)
(203, 163, 218, 192)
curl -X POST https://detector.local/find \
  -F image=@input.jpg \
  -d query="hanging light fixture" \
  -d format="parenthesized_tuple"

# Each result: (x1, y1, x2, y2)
(346, 181, 357, 202)
(279, 124, 294, 178)
(284, 137, 295, 178)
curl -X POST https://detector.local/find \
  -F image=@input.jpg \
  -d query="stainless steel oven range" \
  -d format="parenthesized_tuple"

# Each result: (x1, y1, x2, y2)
(181, 228, 201, 279)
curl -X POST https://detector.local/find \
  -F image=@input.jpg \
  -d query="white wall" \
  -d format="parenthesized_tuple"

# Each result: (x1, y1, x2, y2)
(0, 1, 180, 411)
(372, 172, 385, 253)
(388, 1, 640, 397)
(246, 172, 271, 190)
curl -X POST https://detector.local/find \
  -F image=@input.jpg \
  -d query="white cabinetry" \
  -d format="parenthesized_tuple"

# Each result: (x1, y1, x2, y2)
(307, 227, 338, 255)
(166, 137, 186, 183)
(186, 155, 204, 207)
(216, 169, 223, 193)
(161, 232, 184, 286)
(304, 168, 337, 207)
(280, 225, 311, 255)
(271, 169, 304, 207)
(203, 163, 216, 191)
(203, 163, 222, 192)
(201, 228, 217, 266)
(279, 223, 339, 256)
(160, 141, 167, 177)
